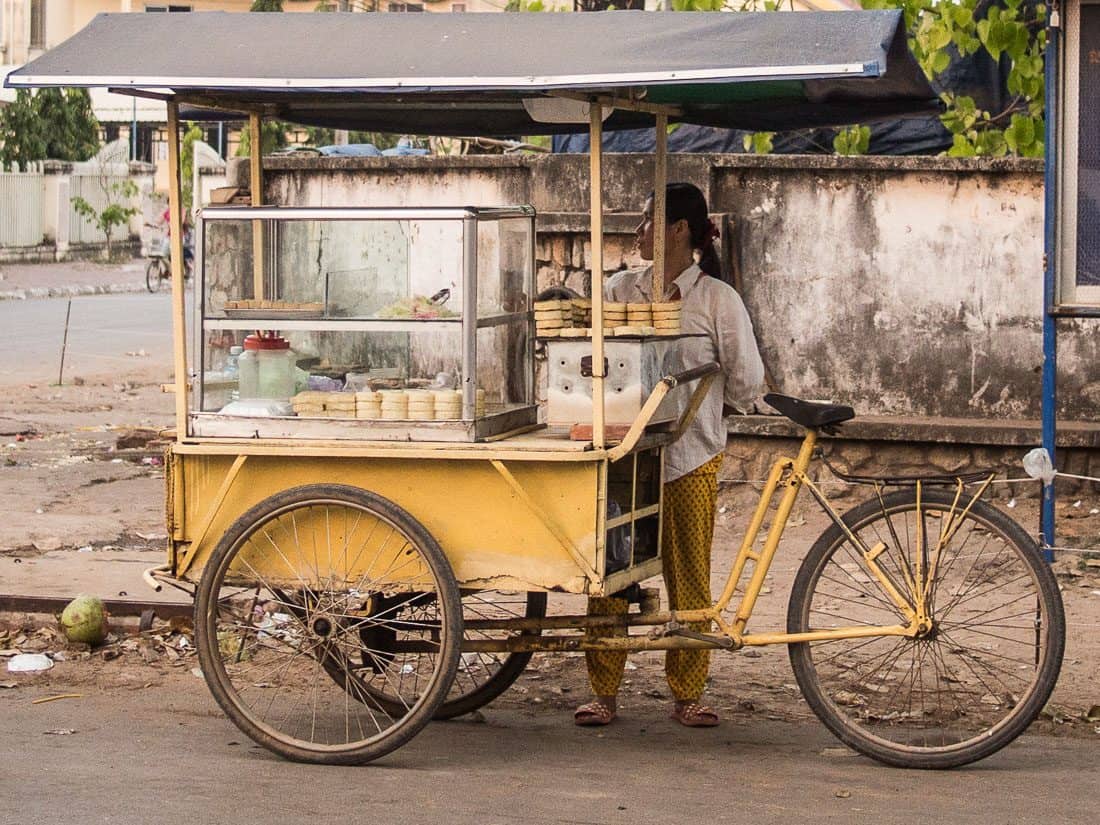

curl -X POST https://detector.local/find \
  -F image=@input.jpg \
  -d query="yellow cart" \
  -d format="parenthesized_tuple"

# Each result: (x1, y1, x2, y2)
(8, 11, 1064, 768)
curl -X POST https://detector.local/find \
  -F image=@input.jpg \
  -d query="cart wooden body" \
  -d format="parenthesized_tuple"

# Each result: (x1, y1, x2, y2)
(167, 434, 670, 599)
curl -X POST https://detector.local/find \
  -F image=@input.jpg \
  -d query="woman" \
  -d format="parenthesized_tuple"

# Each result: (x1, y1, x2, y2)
(574, 182, 765, 728)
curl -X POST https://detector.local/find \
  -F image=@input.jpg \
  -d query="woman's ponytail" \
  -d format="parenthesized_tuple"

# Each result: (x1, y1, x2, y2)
(663, 182, 722, 279)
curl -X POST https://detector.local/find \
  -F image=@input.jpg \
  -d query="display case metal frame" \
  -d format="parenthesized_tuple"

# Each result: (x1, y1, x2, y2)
(191, 204, 538, 442)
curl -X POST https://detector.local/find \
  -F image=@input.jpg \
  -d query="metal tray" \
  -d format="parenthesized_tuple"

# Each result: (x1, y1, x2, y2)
(223, 307, 325, 320)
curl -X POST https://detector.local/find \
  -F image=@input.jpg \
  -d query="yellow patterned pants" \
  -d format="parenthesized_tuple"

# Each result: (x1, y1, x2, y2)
(585, 453, 723, 701)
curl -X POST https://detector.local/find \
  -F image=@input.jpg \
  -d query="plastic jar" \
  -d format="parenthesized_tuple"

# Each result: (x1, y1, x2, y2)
(238, 335, 296, 400)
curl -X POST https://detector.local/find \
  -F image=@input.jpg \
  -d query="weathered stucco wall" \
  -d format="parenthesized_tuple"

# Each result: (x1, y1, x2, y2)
(259, 153, 1097, 424)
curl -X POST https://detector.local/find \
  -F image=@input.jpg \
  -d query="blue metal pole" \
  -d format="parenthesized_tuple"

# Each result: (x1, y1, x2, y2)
(1041, 13, 1061, 562)
(131, 97, 138, 162)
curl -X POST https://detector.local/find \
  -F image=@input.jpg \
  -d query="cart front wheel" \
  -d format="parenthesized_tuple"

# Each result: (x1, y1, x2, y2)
(194, 483, 462, 765)
(787, 488, 1064, 769)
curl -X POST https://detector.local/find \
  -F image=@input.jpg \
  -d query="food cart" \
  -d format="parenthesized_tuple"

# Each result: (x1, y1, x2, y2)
(7, 10, 1064, 769)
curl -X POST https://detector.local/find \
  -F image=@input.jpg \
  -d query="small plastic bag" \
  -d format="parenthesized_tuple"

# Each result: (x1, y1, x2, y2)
(1022, 447, 1056, 485)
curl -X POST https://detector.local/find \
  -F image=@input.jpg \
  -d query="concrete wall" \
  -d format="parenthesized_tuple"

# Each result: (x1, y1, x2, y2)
(259, 153, 1094, 425)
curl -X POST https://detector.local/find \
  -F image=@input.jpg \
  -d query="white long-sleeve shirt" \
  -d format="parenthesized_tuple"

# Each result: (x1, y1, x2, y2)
(605, 263, 765, 482)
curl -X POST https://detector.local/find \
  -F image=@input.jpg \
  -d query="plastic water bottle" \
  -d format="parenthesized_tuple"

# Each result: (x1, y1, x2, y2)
(225, 345, 243, 401)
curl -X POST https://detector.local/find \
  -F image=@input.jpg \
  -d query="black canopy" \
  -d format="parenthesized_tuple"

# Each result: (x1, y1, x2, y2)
(5, 10, 940, 135)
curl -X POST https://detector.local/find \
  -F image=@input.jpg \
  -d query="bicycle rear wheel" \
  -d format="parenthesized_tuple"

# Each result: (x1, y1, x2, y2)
(787, 487, 1064, 769)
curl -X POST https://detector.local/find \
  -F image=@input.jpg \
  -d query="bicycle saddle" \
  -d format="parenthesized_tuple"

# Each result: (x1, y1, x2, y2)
(764, 393, 854, 430)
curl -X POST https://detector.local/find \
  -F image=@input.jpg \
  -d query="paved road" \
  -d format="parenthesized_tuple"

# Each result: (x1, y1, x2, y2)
(2, 672, 1096, 825)
(0, 292, 181, 386)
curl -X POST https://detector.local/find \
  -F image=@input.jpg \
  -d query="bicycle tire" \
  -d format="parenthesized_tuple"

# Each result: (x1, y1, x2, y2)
(194, 483, 462, 765)
(787, 488, 1064, 769)
(144, 259, 162, 293)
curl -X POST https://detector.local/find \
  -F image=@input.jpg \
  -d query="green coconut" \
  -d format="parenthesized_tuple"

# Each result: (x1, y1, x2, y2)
(59, 594, 109, 646)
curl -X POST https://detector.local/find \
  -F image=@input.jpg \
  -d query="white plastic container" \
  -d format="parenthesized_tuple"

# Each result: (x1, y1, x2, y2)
(238, 335, 296, 401)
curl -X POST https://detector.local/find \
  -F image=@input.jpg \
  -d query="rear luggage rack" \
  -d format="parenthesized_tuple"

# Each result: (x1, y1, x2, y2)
(817, 450, 994, 487)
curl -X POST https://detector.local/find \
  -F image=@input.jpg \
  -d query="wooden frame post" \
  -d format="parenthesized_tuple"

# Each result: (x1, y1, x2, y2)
(166, 102, 189, 437)
(589, 102, 606, 449)
(653, 114, 668, 300)
(249, 112, 264, 301)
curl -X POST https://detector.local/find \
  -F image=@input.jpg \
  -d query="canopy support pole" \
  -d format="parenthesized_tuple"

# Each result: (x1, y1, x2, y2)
(166, 102, 188, 437)
(589, 103, 606, 449)
(250, 113, 264, 301)
(1040, 17, 1061, 561)
(653, 114, 668, 300)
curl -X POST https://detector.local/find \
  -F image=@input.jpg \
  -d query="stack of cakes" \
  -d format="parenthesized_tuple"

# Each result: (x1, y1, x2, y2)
(291, 391, 359, 418)
(652, 301, 683, 335)
(611, 302, 656, 336)
(355, 390, 382, 419)
(533, 297, 684, 338)
(379, 389, 409, 420)
(572, 298, 591, 327)
(534, 300, 570, 337)
(322, 393, 357, 418)
(405, 389, 435, 421)
(432, 389, 462, 420)
(602, 301, 627, 331)
(626, 302, 653, 327)
(290, 391, 327, 417)
(430, 389, 486, 419)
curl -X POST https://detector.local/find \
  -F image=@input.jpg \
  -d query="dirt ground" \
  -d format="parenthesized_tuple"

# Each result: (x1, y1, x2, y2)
(2, 366, 1100, 740)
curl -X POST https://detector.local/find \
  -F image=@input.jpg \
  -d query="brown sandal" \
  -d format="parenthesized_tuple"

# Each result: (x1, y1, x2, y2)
(574, 700, 616, 726)
(670, 701, 720, 728)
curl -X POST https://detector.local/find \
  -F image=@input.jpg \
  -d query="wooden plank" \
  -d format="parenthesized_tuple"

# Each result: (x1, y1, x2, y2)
(653, 113, 668, 300)
(589, 102, 606, 450)
(166, 103, 189, 438)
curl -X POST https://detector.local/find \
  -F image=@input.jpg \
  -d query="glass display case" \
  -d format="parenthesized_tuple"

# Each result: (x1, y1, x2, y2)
(191, 206, 536, 442)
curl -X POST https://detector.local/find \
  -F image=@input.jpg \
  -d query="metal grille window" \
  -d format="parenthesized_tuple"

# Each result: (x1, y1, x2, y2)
(29, 0, 46, 49)
(145, 5, 193, 11)
(388, 3, 424, 10)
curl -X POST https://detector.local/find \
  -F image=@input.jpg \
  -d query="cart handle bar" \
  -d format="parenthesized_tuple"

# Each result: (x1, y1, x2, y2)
(607, 361, 720, 462)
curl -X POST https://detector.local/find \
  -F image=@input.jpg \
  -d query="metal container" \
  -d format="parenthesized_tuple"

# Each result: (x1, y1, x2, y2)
(545, 337, 692, 427)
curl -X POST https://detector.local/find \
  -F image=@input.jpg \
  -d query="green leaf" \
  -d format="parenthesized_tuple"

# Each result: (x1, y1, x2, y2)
(931, 50, 951, 74)
(977, 18, 991, 46)
(927, 21, 953, 52)
(948, 134, 977, 157)
(747, 132, 774, 155)
(1005, 113, 1038, 153)
(974, 130, 1008, 157)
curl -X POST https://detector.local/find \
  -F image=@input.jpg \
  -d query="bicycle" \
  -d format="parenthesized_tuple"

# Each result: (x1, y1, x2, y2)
(144, 230, 193, 293)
